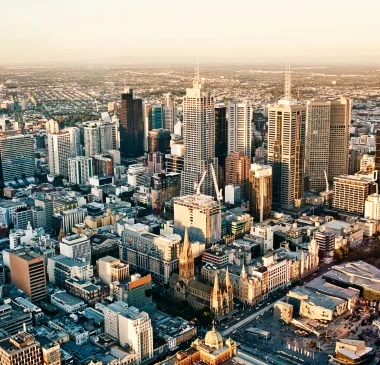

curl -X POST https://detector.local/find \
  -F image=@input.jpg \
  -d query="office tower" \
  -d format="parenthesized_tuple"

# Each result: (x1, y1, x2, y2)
(249, 164, 272, 222)
(105, 149, 121, 165)
(173, 194, 221, 245)
(0, 134, 35, 185)
(9, 249, 46, 302)
(119, 88, 144, 158)
(215, 104, 228, 167)
(227, 101, 253, 158)
(161, 92, 176, 132)
(225, 152, 250, 201)
(48, 131, 74, 178)
(333, 171, 378, 215)
(165, 154, 184, 174)
(0, 332, 43, 365)
(305, 101, 331, 192)
(104, 302, 153, 365)
(268, 66, 306, 210)
(68, 156, 93, 184)
(59, 234, 91, 262)
(151, 105, 162, 129)
(36, 134, 46, 149)
(224, 185, 241, 206)
(53, 207, 87, 234)
(181, 64, 218, 196)
(328, 98, 351, 180)
(147, 129, 171, 153)
(150, 172, 181, 211)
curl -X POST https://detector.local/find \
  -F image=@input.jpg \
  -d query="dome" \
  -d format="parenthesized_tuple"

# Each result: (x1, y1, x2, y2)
(204, 325, 223, 350)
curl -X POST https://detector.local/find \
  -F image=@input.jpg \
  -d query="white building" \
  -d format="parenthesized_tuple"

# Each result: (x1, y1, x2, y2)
(48, 131, 74, 178)
(227, 101, 253, 158)
(51, 291, 87, 313)
(365, 193, 380, 220)
(60, 234, 91, 262)
(68, 156, 94, 184)
(104, 302, 153, 365)
(127, 164, 146, 187)
(225, 185, 241, 206)
(181, 65, 218, 196)
(250, 224, 274, 254)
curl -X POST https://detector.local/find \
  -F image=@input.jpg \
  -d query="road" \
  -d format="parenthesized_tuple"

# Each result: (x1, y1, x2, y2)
(221, 296, 286, 336)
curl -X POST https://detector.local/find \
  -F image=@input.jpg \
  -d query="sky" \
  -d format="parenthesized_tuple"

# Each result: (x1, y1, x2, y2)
(2, 0, 380, 65)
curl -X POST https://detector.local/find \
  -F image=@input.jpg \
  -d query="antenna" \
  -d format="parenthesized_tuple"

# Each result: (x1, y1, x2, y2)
(193, 58, 201, 88)
(284, 61, 291, 100)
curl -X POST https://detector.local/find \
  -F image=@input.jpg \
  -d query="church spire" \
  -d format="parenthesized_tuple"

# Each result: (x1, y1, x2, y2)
(213, 271, 220, 294)
(178, 227, 195, 284)
(241, 264, 246, 276)
(183, 227, 192, 259)
(225, 267, 231, 288)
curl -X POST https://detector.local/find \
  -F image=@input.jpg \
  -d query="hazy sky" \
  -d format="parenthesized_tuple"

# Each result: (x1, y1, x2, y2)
(2, 0, 380, 64)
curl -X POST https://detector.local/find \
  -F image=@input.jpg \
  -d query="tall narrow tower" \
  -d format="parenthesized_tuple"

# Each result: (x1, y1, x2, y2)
(178, 228, 195, 284)
(181, 62, 218, 196)
(267, 64, 306, 210)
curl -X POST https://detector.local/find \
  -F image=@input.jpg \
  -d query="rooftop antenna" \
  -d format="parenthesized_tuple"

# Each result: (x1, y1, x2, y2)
(284, 61, 291, 100)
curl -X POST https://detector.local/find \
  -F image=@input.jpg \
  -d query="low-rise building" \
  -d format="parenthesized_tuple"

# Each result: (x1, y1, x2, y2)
(51, 290, 87, 313)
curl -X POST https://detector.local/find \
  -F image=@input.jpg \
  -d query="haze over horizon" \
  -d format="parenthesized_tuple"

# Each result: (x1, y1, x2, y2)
(2, 0, 380, 65)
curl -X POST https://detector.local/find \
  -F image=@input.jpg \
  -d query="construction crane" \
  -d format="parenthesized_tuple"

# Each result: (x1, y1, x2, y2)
(324, 170, 329, 194)
(194, 169, 208, 195)
(210, 163, 223, 204)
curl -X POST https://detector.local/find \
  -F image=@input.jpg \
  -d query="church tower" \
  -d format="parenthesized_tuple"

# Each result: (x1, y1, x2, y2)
(178, 227, 195, 284)
(210, 271, 223, 318)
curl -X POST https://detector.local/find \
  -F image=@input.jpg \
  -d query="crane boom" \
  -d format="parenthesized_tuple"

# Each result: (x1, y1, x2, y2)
(210, 163, 223, 204)
(324, 169, 329, 193)
(195, 169, 208, 195)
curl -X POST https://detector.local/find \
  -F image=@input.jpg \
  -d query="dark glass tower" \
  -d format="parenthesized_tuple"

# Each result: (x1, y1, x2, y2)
(119, 88, 144, 158)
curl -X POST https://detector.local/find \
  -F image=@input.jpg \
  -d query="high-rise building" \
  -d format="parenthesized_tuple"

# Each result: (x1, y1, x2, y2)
(161, 93, 176, 132)
(365, 193, 380, 220)
(181, 64, 218, 196)
(225, 152, 250, 201)
(375, 131, 380, 179)
(48, 131, 74, 178)
(0, 332, 43, 365)
(68, 156, 93, 184)
(143, 103, 152, 152)
(328, 98, 351, 180)
(83, 124, 100, 156)
(150, 172, 181, 212)
(173, 194, 221, 245)
(147, 129, 171, 153)
(0, 134, 35, 185)
(227, 101, 253, 158)
(248, 164, 272, 222)
(9, 249, 46, 302)
(268, 67, 305, 210)
(38, 337, 61, 365)
(66, 127, 82, 156)
(151, 105, 162, 129)
(215, 104, 228, 167)
(119, 88, 144, 158)
(333, 171, 378, 215)
(92, 155, 113, 176)
(147, 152, 165, 176)
(305, 101, 331, 192)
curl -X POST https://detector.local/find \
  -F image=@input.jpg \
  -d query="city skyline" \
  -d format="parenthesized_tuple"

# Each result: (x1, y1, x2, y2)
(2, 0, 380, 65)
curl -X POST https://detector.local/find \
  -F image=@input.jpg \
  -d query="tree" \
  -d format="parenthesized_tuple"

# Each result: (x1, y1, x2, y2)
(71, 184, 81, 192)
(333, 249, 344, 262)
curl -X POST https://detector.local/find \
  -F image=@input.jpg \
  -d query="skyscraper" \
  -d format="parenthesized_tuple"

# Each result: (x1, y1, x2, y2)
(161, 92, 176, 132)
(225, 152, 250, 201)
(227, 100, 253, 158)
(84, 124, 100, 156)
(119, 88, 144, 158)
(328, 97, 351, 180)
(181, 64, 218, 196)
(48, 131, 75, 178)
(268, 66, 305, 210)
(68, 156, 94, 184)
(248, 164, 272, 222)
(0, 134, 35, 186)
(151, 105, 162, 129)
(305, 101, 331, 192)
(215, 104, 228, 168)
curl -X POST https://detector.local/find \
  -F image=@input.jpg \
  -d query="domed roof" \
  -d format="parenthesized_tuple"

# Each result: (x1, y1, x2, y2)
(204, 324, 223, 350)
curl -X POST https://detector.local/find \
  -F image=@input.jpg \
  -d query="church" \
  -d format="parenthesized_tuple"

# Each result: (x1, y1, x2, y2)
(170, 228, 234, 319)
